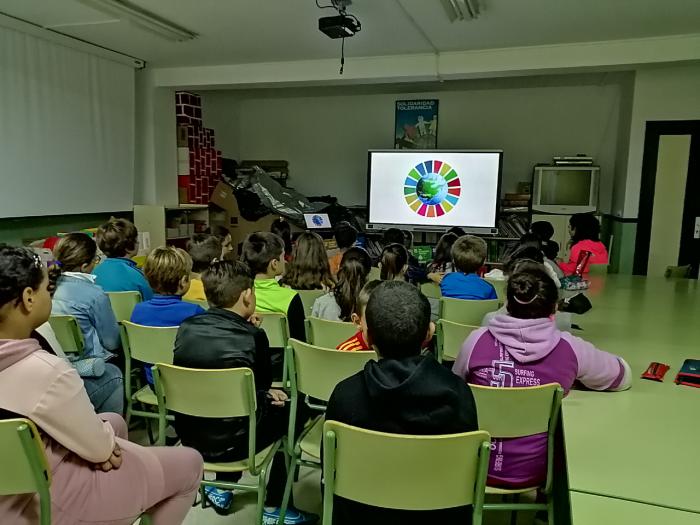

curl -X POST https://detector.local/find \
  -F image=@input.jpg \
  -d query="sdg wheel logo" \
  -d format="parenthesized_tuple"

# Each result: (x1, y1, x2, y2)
(404, 160, 461, 217)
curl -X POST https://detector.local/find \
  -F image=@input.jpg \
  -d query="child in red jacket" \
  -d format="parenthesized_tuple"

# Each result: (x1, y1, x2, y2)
(559, 214, 608, 275)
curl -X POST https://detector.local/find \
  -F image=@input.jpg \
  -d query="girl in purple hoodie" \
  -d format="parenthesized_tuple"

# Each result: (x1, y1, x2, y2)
(453, 267, 631, 489)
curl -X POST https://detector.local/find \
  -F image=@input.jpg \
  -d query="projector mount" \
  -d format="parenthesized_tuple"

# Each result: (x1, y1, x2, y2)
(316, 0, 361, 74)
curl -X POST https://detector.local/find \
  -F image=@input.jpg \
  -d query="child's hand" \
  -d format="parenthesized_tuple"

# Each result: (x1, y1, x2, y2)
(267, 389, 288, 407)
(427, 272, 445, 284)
(248, 314, 262, 327)
(92, 443, 122, 472)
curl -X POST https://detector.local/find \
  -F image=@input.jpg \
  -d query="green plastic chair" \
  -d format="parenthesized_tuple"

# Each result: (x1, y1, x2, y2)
(258, 312, 290, 348)
(440, 297, 499, 325)
(420, 282, 442, 299)
(587, 264, 609, 276)
(436, 319, 480, 363)
(322, 420, 491, 525)
(469, 383, 564, 525)
(278, 339, 378, 521)
(294, 289, 327, 318)
(0, 418, 51, 525)
(153, 364, 280, 525)
(484, 278, 506, 306)
(367, 267, 381, 281)
(121, 321, 177, 443)
(48, 315, 84, 356)
(305, 317, 358, 349)
(106, 291, 142, 323)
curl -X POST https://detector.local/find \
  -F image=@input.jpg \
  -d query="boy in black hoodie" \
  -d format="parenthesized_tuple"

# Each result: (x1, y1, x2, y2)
(325, 280, 478, 525)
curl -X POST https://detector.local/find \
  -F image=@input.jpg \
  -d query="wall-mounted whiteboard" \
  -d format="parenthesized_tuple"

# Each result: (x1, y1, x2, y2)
(0, 24, 135, 218)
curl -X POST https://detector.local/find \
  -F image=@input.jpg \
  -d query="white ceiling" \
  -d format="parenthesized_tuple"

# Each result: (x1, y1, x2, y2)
(0, 0, 699, 67)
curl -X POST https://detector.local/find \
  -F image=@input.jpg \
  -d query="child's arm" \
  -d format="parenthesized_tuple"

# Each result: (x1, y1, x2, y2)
(34, 364, 116, 463)
(451, 328, 488, 380)
(137, 274, 154, 301)
(562, 333, 632, 391)
(558, 243, 581, 275)
(485, 282, 498, 300)
(253, 328, 273, 391)
(92, 293, 121, 351)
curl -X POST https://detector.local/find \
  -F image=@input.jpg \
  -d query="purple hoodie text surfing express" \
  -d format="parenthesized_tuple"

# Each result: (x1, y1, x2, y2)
(453, 315, 631, 489)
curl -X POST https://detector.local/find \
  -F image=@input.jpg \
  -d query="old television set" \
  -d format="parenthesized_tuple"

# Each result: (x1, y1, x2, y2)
(532, 165, 599, 214)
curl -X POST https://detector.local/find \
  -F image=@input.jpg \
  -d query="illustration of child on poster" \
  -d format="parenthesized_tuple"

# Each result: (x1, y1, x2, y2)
(394, 99, 439, 149)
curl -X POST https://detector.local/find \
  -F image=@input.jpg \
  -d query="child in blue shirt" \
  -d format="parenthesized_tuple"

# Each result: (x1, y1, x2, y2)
(440, 234, 497, 300)
(130, 246, 205, 384)
(93, 218, 153, 300)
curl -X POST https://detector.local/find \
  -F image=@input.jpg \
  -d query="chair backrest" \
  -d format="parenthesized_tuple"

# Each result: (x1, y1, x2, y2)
(305, 317, 358, 349)
(48, 315, 84, 356)
(440, 297, 499, 325)
(323, 420, 490, 516)
(484, 278, 506, 305)
(367, 267, 381, 281)
(0, 419, 51, 525)
(294, 289, 327, 317)
(420, 282, 442, 299)
(587, 264, 609, 276)
(121, 321, 178, 364)
(257, 312, 290, 347)
(153, 364, 261, 471)
(436, 319, 480, 362)
(469, 383, 563, 493)
(106, 291, 142, 322)
(288, 339, 377, 401)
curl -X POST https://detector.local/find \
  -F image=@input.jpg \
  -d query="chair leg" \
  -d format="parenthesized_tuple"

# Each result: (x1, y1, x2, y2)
(256, 464, 269, 525)
(547, 493, 555, 525)
(510, 493, 519, 525)
(278, 455, 298, 525)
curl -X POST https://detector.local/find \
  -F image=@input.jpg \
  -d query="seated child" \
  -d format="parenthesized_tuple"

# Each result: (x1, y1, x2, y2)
(428, 232, 458, 275)
(207, 225, 233, 257)
(312, 247, 371, 321)
(379, 243, 409, 281)
(529, 220, 564, 279)
(328, 221, 358, 275)
(326, 281, 478, 524)
(239, 232, 306, 341)
(440, 235, 497, 300)
(130, 246, 205, 384)
(381, 228, 431, 284)
(453, 267, 631, 489)
(173, 260, 316, 524)
(336, 279, 381, 351)
(559, 214, 609, 275)
(51, 233, 121, 362)
(281, 231, 335, 291)
(0, 245, 203, 525)
(93, 217, 153, 300)
(183, 233, 222, 302)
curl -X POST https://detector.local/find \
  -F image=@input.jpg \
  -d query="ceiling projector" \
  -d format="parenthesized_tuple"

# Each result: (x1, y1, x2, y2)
(318, 14, 361, 39)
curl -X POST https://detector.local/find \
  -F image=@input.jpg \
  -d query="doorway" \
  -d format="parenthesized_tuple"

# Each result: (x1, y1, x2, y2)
(634, 120, 700, 277)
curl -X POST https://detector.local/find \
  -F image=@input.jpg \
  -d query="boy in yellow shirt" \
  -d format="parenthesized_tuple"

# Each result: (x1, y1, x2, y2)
(183, 234, 222, 303)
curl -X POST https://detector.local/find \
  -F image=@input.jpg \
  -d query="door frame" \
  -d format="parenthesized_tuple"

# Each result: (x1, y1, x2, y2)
(633, 120, 700, 275)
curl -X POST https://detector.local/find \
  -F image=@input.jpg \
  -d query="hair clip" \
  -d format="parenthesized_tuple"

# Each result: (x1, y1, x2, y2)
(48, 260, 62, 268)
(513, 294, 538, 305)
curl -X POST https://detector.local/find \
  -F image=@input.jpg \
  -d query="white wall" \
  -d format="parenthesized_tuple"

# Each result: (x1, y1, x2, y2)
(200, 74, 623, 209)
(623, 63, 700, 217)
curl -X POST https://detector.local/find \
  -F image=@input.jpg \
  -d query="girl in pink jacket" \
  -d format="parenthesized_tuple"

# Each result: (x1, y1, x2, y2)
(453, 266, 631, 489)
(0, 245, 203, 525)
(559, 213, 609, 275)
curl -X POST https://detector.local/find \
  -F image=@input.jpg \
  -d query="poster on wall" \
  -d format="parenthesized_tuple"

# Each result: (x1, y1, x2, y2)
(394, 99, 439, 149)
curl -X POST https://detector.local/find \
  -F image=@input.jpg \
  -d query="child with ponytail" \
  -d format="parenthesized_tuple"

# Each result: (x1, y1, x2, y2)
(312, 247, 371, 321)
(379, 243, 409, 281)
(453, 266, 631, 490)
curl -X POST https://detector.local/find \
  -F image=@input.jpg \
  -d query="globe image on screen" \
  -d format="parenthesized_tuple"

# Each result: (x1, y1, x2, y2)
(416, 173, 448, 205)
(312, 215, 324, 227)
(404, 160, 461, 218)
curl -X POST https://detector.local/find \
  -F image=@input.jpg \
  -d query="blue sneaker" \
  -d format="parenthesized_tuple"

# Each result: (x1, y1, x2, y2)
(204, 486, 233, 515)
(262, 506, 318, 525)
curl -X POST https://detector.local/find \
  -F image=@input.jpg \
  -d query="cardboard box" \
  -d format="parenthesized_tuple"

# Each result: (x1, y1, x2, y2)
(210, 181, 280, 252)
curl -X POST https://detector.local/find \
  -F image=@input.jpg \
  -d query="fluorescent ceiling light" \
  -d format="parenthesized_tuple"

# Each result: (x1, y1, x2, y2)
(440, 0, 480, 22)
(77, 0, 198, 42)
